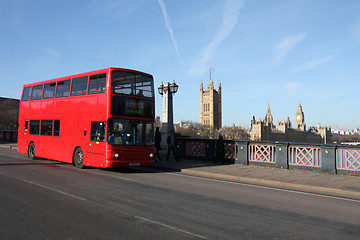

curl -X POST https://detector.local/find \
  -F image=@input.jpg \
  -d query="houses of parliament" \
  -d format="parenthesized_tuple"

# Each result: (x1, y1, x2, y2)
(199, 78, 331, 144)
(249, 103, 331, 143)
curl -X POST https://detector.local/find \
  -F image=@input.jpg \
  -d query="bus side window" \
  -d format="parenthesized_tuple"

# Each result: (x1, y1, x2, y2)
(41, 120, 53, 136)
(90, 121, 105, 142)
(21, 87, 32, 101)
(71, 76, 88, 96)
(56, 80, 71, 98)
(43, 82, 56, 99)
(25, 119, 28, 131)
(54, 120, 60, 136)
(88, 73, 106, 94)
(29, 120, 40, 135)
(31, 85, 43, 100)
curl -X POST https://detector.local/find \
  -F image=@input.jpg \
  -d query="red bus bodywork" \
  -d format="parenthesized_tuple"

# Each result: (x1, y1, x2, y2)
(17, 67, 155, 168)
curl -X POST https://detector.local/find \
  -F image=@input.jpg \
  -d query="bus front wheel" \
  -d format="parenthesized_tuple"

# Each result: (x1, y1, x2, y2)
(28, 143, 35, 159)
(73, 148, 84, 169)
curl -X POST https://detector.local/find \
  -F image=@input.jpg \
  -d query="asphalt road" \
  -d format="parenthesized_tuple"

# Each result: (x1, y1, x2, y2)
(0, 147, 360, 240)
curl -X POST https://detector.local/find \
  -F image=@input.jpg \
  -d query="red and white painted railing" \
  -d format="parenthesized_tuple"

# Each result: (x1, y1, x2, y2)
(249, 144, 276, 163)
(289, 146, 321, 167)
(337, 149, 360, 171)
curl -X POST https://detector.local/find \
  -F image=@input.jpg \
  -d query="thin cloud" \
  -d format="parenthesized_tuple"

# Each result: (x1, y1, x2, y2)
(273, 34, 306, 65)
(190, 0, 244, 76)
(41, 48, 60, 58)
(284, 81, 301, 97)
(294, 55, 336, 72)
(158, 0, 182, 64)
(348, 16, 360, 42)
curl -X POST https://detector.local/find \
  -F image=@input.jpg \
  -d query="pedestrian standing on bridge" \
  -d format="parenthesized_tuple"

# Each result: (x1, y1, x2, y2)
(167, 130, 178, 162)
(215, 135, 225, 165)
(155, 126, 162, 161)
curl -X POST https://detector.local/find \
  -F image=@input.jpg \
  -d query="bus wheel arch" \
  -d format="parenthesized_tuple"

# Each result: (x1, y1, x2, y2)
(28, 142, 36, 159)
(73, 147, 84, 169)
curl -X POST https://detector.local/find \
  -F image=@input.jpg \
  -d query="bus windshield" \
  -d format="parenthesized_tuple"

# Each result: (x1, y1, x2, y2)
(111, 70, 154, 98)
(107, 118, 154, 146)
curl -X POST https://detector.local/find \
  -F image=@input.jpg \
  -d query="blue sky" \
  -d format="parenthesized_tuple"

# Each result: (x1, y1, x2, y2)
(1, 0, 360, 130)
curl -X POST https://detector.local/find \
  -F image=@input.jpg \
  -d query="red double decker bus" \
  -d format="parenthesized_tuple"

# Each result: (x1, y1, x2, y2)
(17, 67, 155, 168)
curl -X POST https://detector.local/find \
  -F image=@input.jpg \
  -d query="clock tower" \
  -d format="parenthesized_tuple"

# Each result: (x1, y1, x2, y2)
(296, 103, 305, 131)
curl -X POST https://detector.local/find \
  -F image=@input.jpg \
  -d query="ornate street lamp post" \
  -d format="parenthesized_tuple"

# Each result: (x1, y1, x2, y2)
(158, 80, 179, 145)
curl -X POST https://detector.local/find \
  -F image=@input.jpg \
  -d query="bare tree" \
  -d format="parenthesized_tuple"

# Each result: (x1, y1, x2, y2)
(175, 121, 200, 137)
(174, 120, 249, 140)
(0, 98, 19, 130)
(199, 125, 219, 139)
(219, 125, 249, 140)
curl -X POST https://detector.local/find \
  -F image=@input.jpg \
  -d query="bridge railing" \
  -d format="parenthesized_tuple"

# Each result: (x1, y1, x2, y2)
(0, 130, 18, 142)
(177, 137, 360, 175)
(237, 140, 360, 175)
(176, 137, 236, 163)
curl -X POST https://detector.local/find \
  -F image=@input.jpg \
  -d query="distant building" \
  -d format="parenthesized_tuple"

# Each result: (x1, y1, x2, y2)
(200, 79, 222, 130)
(0, 97, 19, 130)
(249, 103, 331, 144)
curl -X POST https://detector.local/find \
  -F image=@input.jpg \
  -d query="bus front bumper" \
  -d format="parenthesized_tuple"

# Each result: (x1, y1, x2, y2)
(104, 159, 155, 168)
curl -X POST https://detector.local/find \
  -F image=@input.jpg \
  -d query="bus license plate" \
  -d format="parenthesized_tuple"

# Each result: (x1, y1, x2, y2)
(130, 162, 140, 166)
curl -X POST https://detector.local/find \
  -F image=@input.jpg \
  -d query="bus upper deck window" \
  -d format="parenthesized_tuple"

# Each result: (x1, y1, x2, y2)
(71, 76, 88, 96)
(43, 82, 56, 99)
(31, 85, 43, 100)
(56, 80, 71, 98)
(88, 73, 106, 94)
(21, 87, 32, 101)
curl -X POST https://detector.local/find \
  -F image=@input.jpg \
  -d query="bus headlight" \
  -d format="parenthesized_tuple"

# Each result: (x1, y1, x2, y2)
(149, 153, 154, 158)
(114, 153, 119, 158)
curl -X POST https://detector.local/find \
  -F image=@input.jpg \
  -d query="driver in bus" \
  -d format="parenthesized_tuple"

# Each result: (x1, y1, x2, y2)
(108, 124, 124, 144)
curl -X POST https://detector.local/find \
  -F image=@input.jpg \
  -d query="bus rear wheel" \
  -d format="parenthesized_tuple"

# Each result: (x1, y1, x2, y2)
(73, 148, 84, 169)
(28, 143, 35, 159)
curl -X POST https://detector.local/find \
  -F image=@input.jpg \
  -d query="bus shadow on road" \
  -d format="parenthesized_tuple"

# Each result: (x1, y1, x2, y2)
(104, 166, 181, 174)
(152, 158, 235, 171)
(0, 161, 64, 167)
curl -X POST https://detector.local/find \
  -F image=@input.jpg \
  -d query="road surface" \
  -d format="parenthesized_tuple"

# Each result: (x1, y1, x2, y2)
(0, 147, 359, 239)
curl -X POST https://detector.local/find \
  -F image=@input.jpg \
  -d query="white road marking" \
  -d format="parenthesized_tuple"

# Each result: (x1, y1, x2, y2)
(133, 215, 206, 239)
(23, 178, 205, 238)
(23, 180, 86, 201)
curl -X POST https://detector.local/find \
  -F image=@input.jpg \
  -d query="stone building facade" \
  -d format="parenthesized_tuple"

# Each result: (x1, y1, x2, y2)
(249, 103, 331, 144)
(200, 80, 222, 130)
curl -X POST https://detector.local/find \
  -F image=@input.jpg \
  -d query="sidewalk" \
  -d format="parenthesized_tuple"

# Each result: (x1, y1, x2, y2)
(155, 152, 360, 200)
(0, 141, 17, 150)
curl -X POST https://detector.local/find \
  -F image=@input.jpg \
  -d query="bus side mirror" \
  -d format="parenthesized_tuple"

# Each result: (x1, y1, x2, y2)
(84, 130, 87, 136)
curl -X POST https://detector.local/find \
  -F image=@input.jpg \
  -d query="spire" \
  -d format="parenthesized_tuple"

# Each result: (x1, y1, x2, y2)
(208, 80, 214, 89)
(296, 101, 305, 130)
(200, 79, 203, 91)
(267, 101, 271, 115)
(265, 102, 273, 126)
(296, 102, 304, 116)
(297, 101, 302, 111)
(218, 80, 221, 91)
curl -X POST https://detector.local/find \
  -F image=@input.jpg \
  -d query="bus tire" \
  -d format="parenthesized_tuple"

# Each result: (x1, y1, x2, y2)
(28, 142, 35, 159)
(73, 148, 84, 169)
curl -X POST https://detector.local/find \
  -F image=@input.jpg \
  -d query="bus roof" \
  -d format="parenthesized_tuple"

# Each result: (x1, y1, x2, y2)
(22, 67, 153, 87)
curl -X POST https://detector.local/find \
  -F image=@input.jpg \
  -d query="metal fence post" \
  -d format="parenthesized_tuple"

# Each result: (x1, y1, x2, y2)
(321, 145, 336, 174)
(275, 142, 289, 169)
(235, 140, 249, 165)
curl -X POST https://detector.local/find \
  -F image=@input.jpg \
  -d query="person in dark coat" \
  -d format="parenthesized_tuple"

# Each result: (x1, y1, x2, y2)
(215, 135, 225, 164)
(155, 126, 162, 161)
(167, 130, 178, 162)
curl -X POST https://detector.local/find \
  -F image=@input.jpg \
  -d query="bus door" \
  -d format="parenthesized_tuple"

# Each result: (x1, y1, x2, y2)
(86, 121, 106, 166)
(18, 119, 29, 154)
